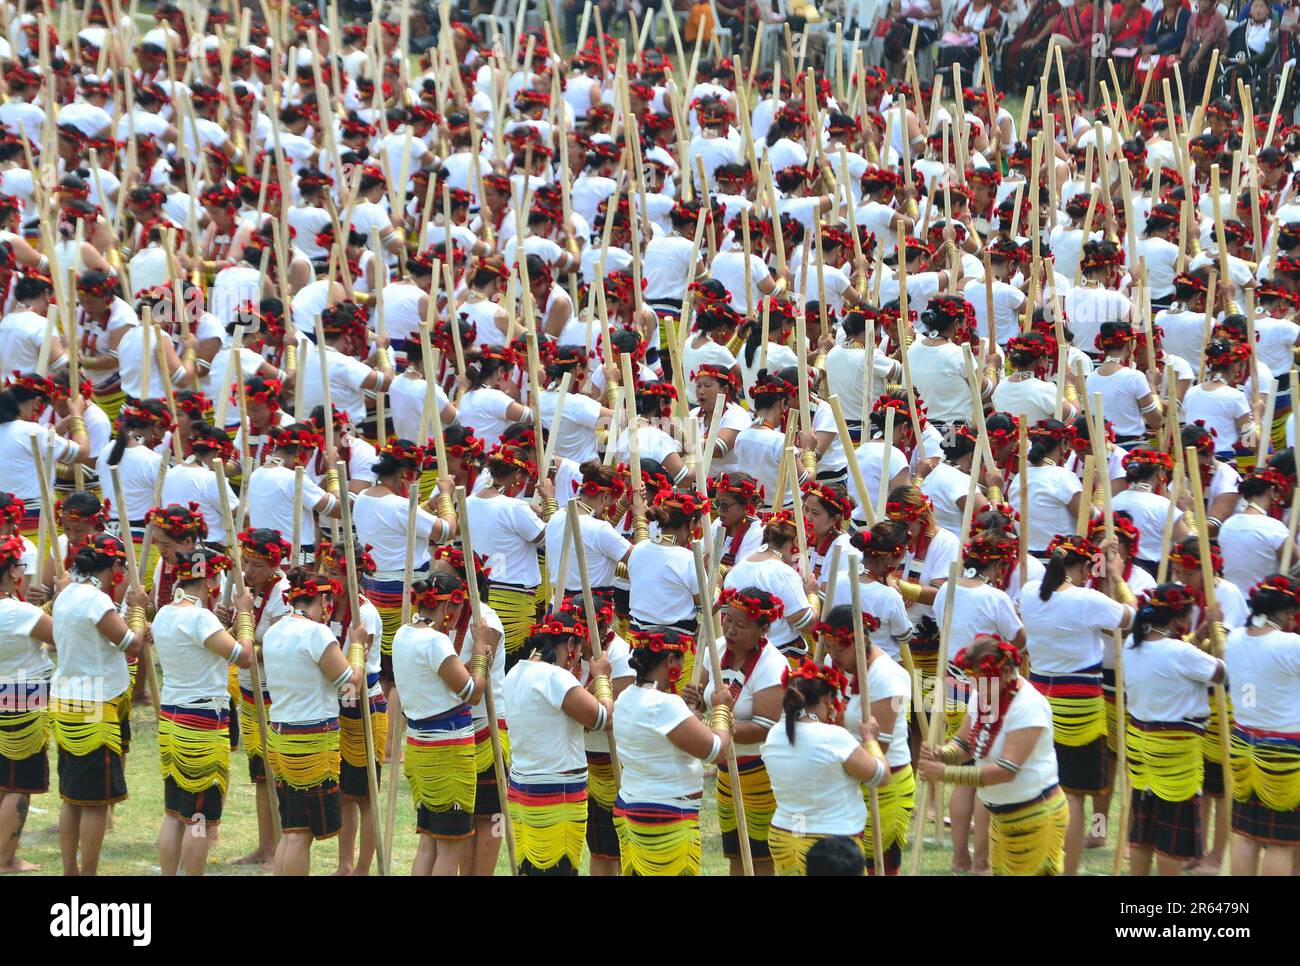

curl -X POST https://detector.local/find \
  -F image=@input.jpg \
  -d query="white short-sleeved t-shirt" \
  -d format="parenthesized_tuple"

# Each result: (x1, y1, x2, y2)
(827, 577, 914, 661)
(153, 604, 229, 707)
(388, 372, 450, 443)
(465, 494, 544, 587)
(704, 642, 789, 756)
(263, 615, 339, 724)
(51, 582, 127, 701)
(545, 511, 630, 592)
(613, 684, 702, 803)
(1006, 465, 1083, 553)
(972, 682, 1059, 806)
(581, 634, 633, 753)
(849, 441, 911, 520)
(246, 463, 329, 553)
(1218, 512, 1289, 595)
(900, 527, 962, 624)
(1224, 627, 1300, 733)
(391, 624, 464, 722)
(764, 721, 867, 835)
(934, 582, 1024, 659)
(0, 421, 80, 502)
(1111, 488, 1182, 563)
(628, 541, 698, 626)
(733, 424, 788, 504)
(0, 597, 48, 683)
(503, 659, 587, 778)
(993, 377, 1061, 428)
(1181, 385, 1249, 449)
(845, 652, 912, 768)
(920, 461, 973, 538)
(457, 387, 518, 450)
(723, 555, 809, 648)
(907, 341, 972, 424)
(538, 389, 603, 464)
(1063, 286, 1131, 355)
(353, 490, 441, 573)
(1019, 582, 1128, 674)
(1086, 366, 1152, 438)
(1124, 635, 1220, 723)
(300, 344, 373, 426)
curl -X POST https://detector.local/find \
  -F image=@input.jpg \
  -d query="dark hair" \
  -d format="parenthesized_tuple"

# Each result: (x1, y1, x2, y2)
(107, 399, 169, 467)
(628, 627, 689, 683)
(1249, 576, 1300, 618)
(410, 573, 464, 612)
(940, 422, 977, 461)
(174, 547, 228, 586)
(464, 349, 513, 390)
(1039, 534, 1093, 600)
(1028, 418, 1068, 464)
(805, 835, 867, 876)
(188, 421, 230, 455)
(842, 308, 872, 340)
(284, 566, 336, 604)
(372, 438, 422, 478)
(1124, 457, 1161, 484)
(646, 498, 701, 531)
(61, 490, 104, 521)
(521, 612, 585, 664)
(1240, 472, 1284, 500)
(14, 275, 54, 302)
(850, 519, 908, 559)
(72, 540, 122, 577)
(1129, 582, 1195, 648)
(783, 672, 838, 744)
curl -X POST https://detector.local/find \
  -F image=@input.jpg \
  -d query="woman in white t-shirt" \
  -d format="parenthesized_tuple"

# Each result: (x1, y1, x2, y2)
(723, 512, 817, 660)
(889, 484, 962, 632)
(50, 534, 149, 876)
(995, 331, 1080, 427)
(764, 658, 889, 875)
(152, 549, 253, 876)
(691, 363, 750, 480)
(466, 443, 549, 667)
(681, 305, 741, 407)
(1224, 575, 1300, 876)
(907, 294, 995, 425)
(1006, 420, 1089, 554)
(504, 613, 614, 876)
(1112, 449, 1189, 573)
(918, 634, 1069, 876)
(825, 526, 916, 664)
(391, 572, 493, 876)
(920, 422, 990, 538)
(1217, 468, 1297, 595)
(736, 302, 799, 397)
(1122, 583, 1224, 877)
(1182, 422, 1241, 534)
(642, 201, 704, 311)
(537, 346, 612, 466)
(684, 587, 790, 876)
(628, 491, 703, 633)
(1085, 321, 1161, 442)
(1019, 535, 1135, 876)
(1181, 338, 1257, 453)
(933, 535, 1027, 874)
(261, 571, 364, 876)
(0, 533, 54, 874)
(456, 347, 531, 450)
(0, 374, 92, 531)
(820, 603, 914, 875)
(612, 627, 736, 876)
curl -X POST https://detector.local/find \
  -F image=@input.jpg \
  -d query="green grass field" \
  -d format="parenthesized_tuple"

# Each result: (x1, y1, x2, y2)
(15, 702, 1130, 876)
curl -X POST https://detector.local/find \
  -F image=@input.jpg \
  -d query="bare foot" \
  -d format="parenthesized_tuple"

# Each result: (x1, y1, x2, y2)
(1084, 835, 1108, 850)
(971, 864, 992, 876)
(333, 867, 354, 876)
(951, 854, 972, 873)
(0, 858, 39, 873)
(230, 849, 274, 866)
(132, 692, 153, 708)
(1187, 859, 1220, 876)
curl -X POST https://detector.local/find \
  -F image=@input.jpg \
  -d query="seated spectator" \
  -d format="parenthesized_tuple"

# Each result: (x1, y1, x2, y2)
(937, 0, 1003, 73)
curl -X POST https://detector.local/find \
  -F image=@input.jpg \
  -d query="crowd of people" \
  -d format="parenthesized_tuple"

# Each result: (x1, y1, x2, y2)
(1, 0, 1300, 879)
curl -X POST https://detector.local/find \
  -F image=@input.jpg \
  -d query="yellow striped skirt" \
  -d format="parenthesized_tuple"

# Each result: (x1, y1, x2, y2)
(0, 707, 47, 763)
(339, 692, 389, 769)
(487, 582, 538, 659)
(986, 786, 1069, 876)
(1127, 719, 1204, 804)
(49, 692, 127, 757)
(614, 797, 702, 877)
(863, 763, 915, 871)
(508, 774, 588, 873)
(716, 755, 776, 856)
(770, 825, 865, 875)
(405, 707, 476, 815)
(158, 704, 230, 795)
(266, 718, 341, 790)
(1230, 724, 1300, 812)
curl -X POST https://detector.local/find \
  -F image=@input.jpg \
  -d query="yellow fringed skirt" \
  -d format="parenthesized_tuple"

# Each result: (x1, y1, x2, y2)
(487, 582, 539, 660)
(1229, 724, 1300, 844)
(507, 773, 588, 873)
(266, 718, 341, 789)
(614, 797, 702, 876)
(769, 825, 865, 875)
(1127, 718, 1204, 804)
(863, 764, 915, 874)
(716, 754, 776, 859)
(985, 786, 1069, 876)
(158, 704, 230, 795)
(0, 700, 49, 795)
(406, 705, 476, 839)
